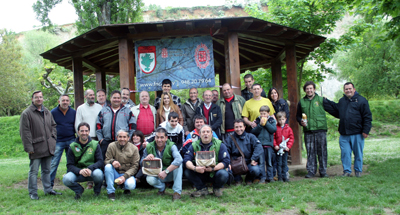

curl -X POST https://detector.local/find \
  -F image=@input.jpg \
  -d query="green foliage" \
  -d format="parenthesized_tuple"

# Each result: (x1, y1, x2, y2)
(347, 0, 400, 40)
(0, 116, 24, 158)
(33, 0, 144, 34)
(245, 0, 347, 96)
(333, 23, 400, 99)
(0, 30, 29, 116)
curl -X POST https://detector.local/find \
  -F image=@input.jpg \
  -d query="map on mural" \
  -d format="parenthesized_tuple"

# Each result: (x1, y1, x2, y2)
(135, 36, 215, 91)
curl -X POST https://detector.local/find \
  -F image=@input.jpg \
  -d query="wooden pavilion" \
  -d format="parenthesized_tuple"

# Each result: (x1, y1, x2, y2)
(41, 17, 326, 165)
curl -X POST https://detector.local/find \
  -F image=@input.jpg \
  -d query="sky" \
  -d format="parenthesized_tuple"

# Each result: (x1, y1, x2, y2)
(0, 0, 229, 33)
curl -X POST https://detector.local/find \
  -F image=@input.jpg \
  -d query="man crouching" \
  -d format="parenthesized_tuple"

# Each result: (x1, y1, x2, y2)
(104, 130, 140, 201)
(141, 127, 183, 200)
(63, 122, 104, 199)
(184, 125, 230, 197)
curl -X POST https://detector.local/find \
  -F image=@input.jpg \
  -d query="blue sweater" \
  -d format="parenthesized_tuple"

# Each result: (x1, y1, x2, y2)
(51, 106, 76, 142)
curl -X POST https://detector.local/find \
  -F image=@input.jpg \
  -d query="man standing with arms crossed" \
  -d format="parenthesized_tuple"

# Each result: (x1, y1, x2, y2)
(20, 91, 61, 200)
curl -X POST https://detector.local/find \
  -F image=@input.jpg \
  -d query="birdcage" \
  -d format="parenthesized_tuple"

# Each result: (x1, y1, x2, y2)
(142, 159, 163, 176)
(195, 151, 216, 167)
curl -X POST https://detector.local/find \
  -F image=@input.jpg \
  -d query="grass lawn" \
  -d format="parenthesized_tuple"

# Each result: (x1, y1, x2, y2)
(1, 137, 400, 214)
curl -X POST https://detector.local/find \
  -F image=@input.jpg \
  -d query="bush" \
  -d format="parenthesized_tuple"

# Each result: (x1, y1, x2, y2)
(0, 116, 24, 158)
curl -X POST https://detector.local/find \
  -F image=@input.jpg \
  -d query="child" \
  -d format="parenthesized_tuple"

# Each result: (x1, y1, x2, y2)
(251, 105, 277, 183)
(273, 111, 294, 182)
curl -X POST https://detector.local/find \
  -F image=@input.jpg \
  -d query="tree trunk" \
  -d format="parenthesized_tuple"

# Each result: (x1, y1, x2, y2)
(98, 1, 111, 25)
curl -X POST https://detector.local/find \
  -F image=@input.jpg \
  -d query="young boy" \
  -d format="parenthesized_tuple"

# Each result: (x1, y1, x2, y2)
(273, 111, 294, 182)
(251, 105, 277, 183)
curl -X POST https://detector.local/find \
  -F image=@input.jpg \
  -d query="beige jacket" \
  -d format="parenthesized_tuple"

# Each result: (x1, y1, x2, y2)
(104, 141, 140, 179)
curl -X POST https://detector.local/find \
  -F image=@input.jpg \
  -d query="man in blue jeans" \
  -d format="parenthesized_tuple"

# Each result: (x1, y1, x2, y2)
(184, 125, 230, 197)
(50, 94, 76, 188)
(63, 122, 104, 199)
(104, 130, 140, 200)
(324, 82, 372, 177)
(141, 127, 183, 201)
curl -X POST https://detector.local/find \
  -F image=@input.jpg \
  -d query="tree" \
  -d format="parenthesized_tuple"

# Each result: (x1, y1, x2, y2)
(246, 0, 347, 95)
(333, 23, 400, 99)
(33, 0, 144, 33)
(347, 0, 400, 40)
(0, 30, 29, 116)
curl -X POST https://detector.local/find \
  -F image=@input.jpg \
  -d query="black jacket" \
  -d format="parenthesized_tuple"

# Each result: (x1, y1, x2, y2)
(272, 98, 290, 123)
(224, 132, 263, 165)
(195, 102, 222, 139)
(324, 92, 372, 135)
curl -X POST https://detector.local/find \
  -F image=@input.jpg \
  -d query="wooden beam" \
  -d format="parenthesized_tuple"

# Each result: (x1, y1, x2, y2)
(95, 70, 106, 91)
(239, 18, 253, 30)
(285, 44, 301, 165)
(83, 33, 105, 42)
(214, 20, 222, 29)
(82, 58, 105, 72)
(98, 28, 116, 39)
(240, 59, 272, 71)
(128, 26, 137, 34)
(224, 32, 241, 95)
(119, 38, 136, 102)
(186, 22, 193, 31)
(157, 24, 165, 33)
(237, 33, 286, 46)
(271, 58, 283, 96)
(73, 57, 85, 109)
(127, 27, 228, 40)
(265, 27, 287, 36)
(74, 40, 118, 58)
(276, 48, 286, 62)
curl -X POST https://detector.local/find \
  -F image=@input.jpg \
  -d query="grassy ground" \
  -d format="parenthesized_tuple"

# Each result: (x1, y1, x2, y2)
(1, 137, 400, 214)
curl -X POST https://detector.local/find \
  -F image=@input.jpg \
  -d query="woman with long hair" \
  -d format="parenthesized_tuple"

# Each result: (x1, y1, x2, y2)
(156, 92, 183, 126)
(268, 87, 290, 123)
(131, 130, 147, 183)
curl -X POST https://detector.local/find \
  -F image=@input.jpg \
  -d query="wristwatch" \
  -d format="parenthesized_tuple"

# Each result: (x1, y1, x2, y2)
(165, 169, 170, 174)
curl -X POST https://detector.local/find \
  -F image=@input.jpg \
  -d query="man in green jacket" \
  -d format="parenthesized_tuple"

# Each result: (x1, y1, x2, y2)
(217, 83, 246, 142)
(63, 122, 104, 199)
(296, 81, 328, 178)
(141, 127, 183, 201)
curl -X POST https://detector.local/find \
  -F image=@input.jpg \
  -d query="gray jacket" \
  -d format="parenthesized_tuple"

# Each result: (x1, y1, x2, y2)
(96, 105, 136, 141)
(181, 98, 202, 132)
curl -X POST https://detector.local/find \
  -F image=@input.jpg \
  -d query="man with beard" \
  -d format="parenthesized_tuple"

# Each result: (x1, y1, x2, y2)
(50, 94, 76, 188)
(121, 88, 135, 108)
(63, 122, 104, 199)
(75, 89, 102, 139)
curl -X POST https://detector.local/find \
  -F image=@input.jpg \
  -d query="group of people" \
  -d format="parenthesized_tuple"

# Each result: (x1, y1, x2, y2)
(20, 75, 372, 201)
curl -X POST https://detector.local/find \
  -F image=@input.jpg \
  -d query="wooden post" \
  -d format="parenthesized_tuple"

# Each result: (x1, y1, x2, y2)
(218, 69, 226, 95)
(73, 57, 84, 109)
(224, 32, 241, 95)
(119, 38, 136, 102)
(271, 59, 283, 97)
(95, 70, 106, 91)
(285, 44, 301, 165)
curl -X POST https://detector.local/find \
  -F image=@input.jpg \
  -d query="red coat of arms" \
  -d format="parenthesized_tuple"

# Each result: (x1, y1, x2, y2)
(138, 46, 157, 74)
(194, 43, 210, 69)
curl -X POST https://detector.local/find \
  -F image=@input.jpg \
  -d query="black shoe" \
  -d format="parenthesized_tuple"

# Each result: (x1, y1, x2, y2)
(283, 178, 290, 182)
(30, 194, 39, 200)
(123, 190, 131, 195)
(94, 192, 100, 197)
(342, 172, 351, 177)
(320, 173, 329, 178)
(108, 193, 116, 201)
(75, 184, 85, 199)
(278, 178, 284, 182)
(355, 172, 362, 177)
(45, 190, 62, 195)
(305, 173, 315, 178)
